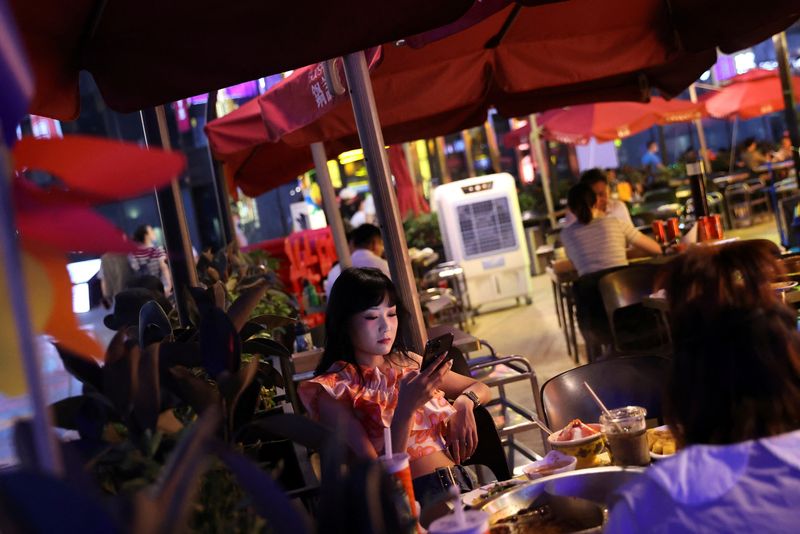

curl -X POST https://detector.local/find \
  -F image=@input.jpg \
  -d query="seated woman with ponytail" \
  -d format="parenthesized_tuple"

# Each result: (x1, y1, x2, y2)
(560, 182, 662, 358)
(298, 267, 491, 510)
(560, 182, 661, 277)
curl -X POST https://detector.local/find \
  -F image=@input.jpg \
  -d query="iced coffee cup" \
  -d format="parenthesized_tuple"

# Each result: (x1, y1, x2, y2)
(382, 452, 416, 511)
(600, 406, 650, 466)
(428, 510, 490, 534)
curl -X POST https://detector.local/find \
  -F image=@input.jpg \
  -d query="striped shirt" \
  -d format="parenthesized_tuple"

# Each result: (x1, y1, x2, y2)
(128, 246, 166, 279)
(560, 216, 640, 276)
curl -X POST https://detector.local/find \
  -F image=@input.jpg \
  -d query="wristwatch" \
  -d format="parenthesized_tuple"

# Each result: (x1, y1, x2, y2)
(459, 390, 480, 409)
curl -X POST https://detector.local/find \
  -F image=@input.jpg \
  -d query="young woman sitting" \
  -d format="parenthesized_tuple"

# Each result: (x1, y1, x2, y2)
(298, 267, 491, 509)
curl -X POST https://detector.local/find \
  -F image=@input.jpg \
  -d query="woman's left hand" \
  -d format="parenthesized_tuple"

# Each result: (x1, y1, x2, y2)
(447, 397, 479, 464)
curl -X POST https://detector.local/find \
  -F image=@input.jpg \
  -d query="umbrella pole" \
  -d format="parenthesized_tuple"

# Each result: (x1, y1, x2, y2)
(528, 114, 556, 228)
(689, 84, 712, 174)
(140, 106, 199, 326)
(311, 142, 351, 268)
(205, 91, 236, 247)
(462, 130, 476, 177)
(773, 32, 800, 186)
(435, 137, 452, 183)
(343, 51, 427, 352)
(0, 144, 63, 475)
(729, 117, 739, 176)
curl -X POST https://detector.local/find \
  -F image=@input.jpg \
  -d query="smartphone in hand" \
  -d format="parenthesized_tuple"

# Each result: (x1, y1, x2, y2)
(421, 333, 454, 372)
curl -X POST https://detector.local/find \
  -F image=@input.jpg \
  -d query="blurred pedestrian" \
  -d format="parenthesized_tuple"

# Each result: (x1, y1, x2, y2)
(128, 224, 173, 297)
(98, 252, 133, 309)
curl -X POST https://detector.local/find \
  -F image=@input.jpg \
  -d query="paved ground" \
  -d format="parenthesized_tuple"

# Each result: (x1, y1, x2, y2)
(0, 221, 782, 467)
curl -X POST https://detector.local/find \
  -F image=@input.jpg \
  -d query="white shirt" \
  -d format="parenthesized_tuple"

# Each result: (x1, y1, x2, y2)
(560, 215, 641, 276)
(323, 248, 391, 298)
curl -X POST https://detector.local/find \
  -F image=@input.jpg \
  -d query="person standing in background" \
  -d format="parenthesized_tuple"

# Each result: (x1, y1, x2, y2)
(128, 224, 173, 297)
(98, 252, 134, 309)
(641, 141, 665, 186)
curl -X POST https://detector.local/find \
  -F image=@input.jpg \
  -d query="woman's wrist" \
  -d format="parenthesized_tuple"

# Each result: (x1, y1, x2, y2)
(454, 394, 474, 411)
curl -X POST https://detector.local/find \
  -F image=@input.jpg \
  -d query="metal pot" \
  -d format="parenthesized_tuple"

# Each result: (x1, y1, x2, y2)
(482, 467, 645, 533)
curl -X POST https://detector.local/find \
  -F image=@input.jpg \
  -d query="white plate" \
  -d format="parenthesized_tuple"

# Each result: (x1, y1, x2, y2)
(461, 479, 526, 508)
(648, 425, 676, 460)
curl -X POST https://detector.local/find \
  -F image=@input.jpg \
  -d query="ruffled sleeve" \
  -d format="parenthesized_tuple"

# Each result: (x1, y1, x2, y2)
(297, 362, 360, 421)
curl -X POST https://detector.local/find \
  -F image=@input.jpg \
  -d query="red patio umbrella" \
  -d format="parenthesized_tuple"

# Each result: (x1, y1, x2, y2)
(705, 69, 800, 120)
(8, 0, 472, 120)
(502, 97, 705, 147)
(207, 0, 798, 197)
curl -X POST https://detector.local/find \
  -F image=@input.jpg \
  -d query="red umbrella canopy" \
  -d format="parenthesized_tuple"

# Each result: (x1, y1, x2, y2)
(502, 97, 704, 146)
(705, 69, 800, 120)
(8, 0, 472, 120)
(206, 0, 799, 196)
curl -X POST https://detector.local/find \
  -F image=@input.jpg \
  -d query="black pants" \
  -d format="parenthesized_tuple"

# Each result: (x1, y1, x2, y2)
(412, 465, 477, 511)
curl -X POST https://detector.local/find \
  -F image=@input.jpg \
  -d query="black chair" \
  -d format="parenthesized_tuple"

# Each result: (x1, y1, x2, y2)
(540, 355, 671, 430)
(572, 266, 626, 361)
(448, 348, 512, 482)
(597, 265, 671, 355)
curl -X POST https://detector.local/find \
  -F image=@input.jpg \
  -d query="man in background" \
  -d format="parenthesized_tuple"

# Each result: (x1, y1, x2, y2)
(564, 168, 633, 227)
(323, 223, 390, 298)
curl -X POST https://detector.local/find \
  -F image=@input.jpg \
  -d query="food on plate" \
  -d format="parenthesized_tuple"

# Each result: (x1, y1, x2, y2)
(522, 450, 577, 480)
(546, 421, 606, 469)
(553, 419, 601, 442)
(647, 426, 677, 455)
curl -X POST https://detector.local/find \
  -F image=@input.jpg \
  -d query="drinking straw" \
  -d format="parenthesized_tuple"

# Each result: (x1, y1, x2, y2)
(533, 417, 553, 435)
(583, 381, 623, 432)
(449, 485, 466, 527)
(384, 426, 393, 458)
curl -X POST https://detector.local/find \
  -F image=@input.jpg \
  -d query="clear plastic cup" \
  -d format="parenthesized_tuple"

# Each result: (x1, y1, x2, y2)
(382, 453, 416, 513)
(428, 510, 490, 534)
(600, 406, 650, 466)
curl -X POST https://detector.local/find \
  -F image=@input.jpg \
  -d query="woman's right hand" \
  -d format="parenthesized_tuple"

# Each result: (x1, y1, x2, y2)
(396, 355, 452, 417)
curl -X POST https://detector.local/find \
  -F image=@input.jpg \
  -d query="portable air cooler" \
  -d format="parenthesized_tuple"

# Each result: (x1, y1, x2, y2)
(433, 174, 532, 309)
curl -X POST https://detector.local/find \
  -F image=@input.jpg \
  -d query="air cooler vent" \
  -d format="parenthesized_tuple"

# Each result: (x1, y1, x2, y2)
(457, 198, 517, 259)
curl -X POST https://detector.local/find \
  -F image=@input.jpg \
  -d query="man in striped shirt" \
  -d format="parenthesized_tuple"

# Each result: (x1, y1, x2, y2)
(128, 225, 173, 296)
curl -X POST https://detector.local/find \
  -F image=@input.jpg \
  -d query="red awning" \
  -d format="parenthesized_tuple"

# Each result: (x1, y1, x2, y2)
(705, 69, 800, 120)
(8, 0, 472, 119)
(205, 0, 799, 196)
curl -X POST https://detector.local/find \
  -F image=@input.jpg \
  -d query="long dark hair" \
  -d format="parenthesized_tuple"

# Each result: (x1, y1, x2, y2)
(315, 268, 412, 381)
(660, 240, 800, 446)
(567, 183, 596, 225)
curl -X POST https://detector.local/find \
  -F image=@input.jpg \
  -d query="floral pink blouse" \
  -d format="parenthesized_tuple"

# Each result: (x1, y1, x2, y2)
(298, 361, 456, 460)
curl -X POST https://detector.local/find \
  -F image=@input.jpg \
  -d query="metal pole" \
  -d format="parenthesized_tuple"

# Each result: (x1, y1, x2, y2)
(462, 129, 476, 177)
(311, 142, 351, 268)
(435, 136, 451, 183)
(484, 117, 502, 173)
(729, 117, 739, 175)
(0, 144, 63, 475)
(205, 91, 235, 247)
(689, 84, 712, 174)
(773, 32, 800, 186)
(140, 106, 199, 326)
(528, 114, 556, 227)
(342, 51, 427, 352)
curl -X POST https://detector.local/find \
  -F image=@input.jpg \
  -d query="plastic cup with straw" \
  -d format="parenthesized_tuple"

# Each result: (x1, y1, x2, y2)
(381, 426, 417, 518)
(428, 486, 490, 534)
(582, 381, 623, 432)
(584, 381, 650, 466)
